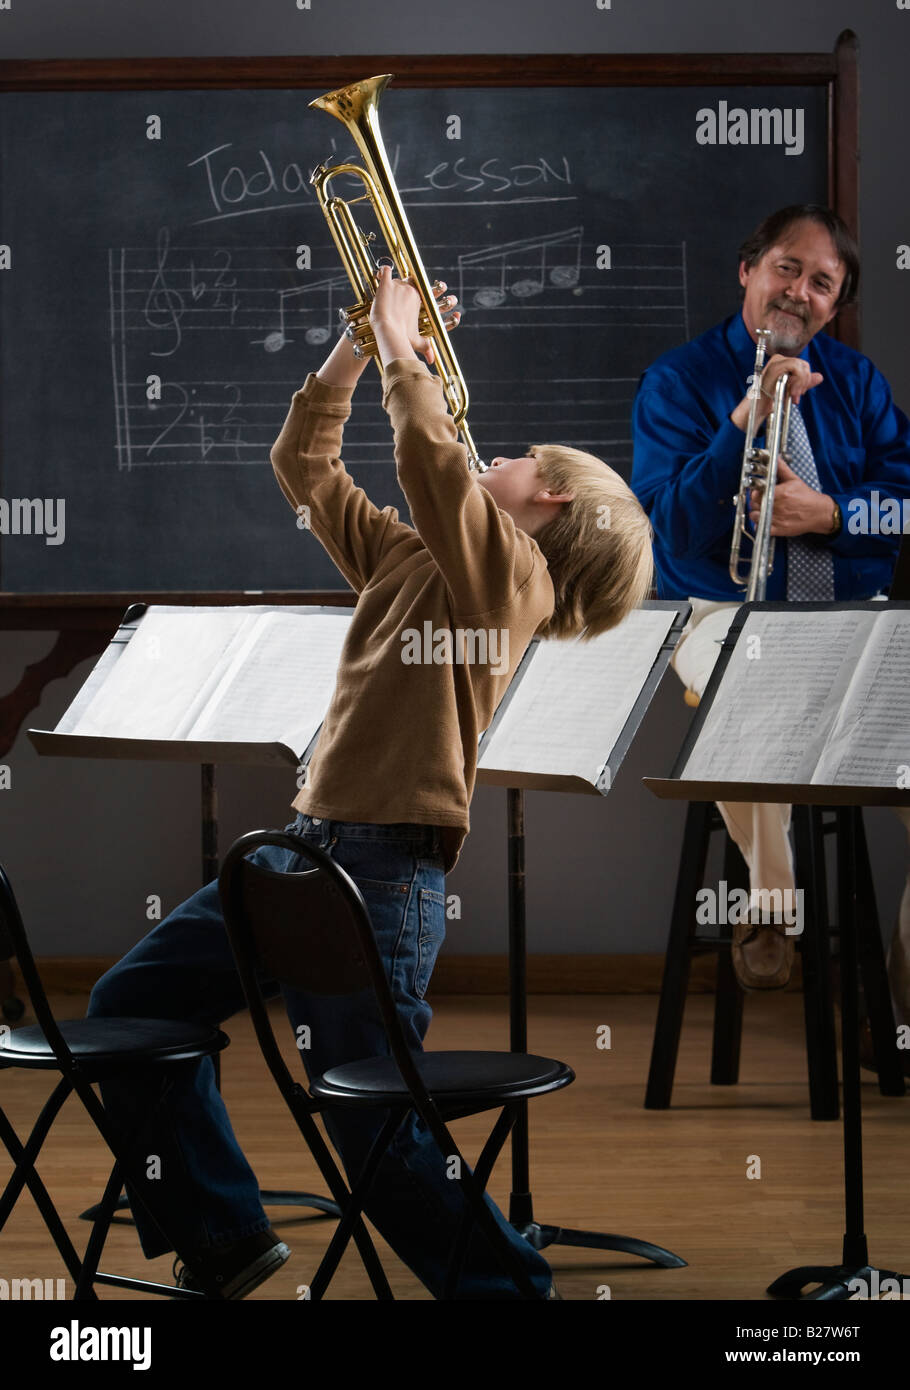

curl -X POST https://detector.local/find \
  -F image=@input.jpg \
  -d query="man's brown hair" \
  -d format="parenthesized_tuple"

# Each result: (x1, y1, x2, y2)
(738, 204, 860, 309)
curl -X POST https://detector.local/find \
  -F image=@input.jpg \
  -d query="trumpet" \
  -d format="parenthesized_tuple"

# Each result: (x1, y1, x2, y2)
(729, 328, 791, 601)
(309, 74, 485, 472)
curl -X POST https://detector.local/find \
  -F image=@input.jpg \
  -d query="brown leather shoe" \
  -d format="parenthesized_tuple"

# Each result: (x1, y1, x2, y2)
(731, 919, 795, 991)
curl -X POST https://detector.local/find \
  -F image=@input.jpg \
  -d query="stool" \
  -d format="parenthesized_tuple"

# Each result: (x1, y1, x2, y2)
(645, 803, 905, 1120)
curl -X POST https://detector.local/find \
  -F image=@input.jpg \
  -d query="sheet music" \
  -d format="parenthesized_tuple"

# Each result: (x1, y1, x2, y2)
(187, 612, 351, 755)
(478, 607, 674, 783)
(56, 607, 351, 754)
(813, 611, 910, 786)
(680, 610, 875, 784)
(60, 609, 259, 740)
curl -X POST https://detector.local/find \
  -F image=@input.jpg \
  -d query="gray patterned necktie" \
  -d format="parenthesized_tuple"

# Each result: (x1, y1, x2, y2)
(782, 404, 835, 601)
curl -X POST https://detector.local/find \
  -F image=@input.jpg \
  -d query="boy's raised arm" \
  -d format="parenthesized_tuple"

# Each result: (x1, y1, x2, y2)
(269, 330, 412, 592)
(369, 268, 545, 618)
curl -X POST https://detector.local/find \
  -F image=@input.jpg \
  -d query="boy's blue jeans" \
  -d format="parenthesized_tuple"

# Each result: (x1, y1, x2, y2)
(86, 814, 553, 1299)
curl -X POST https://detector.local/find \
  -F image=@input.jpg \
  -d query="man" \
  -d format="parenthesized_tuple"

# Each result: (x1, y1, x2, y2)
(631, 205, 910, 999)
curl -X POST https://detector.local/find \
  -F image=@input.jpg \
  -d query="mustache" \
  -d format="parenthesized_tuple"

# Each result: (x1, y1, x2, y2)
(767, 300, 808, 323)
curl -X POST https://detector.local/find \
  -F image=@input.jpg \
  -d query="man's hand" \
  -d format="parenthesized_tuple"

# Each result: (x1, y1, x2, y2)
(731, 354, 824, 433)
(369, 265, 459, 369)
(749, 458, 837, 536)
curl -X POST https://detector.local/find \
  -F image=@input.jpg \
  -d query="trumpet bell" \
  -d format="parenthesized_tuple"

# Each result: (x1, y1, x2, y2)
(309, 73, 393, 126)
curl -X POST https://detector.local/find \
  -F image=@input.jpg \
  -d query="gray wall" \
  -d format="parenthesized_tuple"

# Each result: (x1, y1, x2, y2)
(1, 2, 907, 959)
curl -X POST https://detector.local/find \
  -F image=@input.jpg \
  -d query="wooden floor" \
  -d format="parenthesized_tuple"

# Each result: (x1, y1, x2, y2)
(2, 988, 908, 1302)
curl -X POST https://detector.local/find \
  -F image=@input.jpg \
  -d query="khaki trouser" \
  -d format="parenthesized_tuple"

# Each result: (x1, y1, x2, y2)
(673, 599, 910, 1023)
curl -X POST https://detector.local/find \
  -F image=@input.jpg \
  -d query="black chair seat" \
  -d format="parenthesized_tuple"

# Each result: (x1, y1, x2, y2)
(0, 856, 235, 1301)
(0, 1018, 228, 1072)
(311, 1050, 574, 1107)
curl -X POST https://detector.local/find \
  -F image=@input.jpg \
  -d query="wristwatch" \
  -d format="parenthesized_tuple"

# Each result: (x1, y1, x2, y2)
(829, 500, 843, 537)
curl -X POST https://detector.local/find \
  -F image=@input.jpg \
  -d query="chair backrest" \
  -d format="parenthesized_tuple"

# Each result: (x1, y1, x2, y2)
(218, 830, 426, 1095)
(0, 862, 75, 1065)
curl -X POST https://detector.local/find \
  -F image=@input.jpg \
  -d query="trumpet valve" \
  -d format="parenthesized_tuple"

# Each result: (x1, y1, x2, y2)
(339, 301, 370, 329)
(339, 306, 378, 360)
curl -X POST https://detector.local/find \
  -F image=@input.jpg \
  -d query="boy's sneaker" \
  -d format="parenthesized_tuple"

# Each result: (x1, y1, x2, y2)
(173, 1228, 290, 1299)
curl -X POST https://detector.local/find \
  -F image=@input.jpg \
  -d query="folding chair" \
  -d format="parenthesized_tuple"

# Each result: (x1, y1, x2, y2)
(219, 828, 575, 1300)
(0, 862, 229, 1300)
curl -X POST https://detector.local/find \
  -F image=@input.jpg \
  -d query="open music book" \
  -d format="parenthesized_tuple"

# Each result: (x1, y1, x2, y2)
(478, 606, 678, 789)
(33, 601, 686, 786)
(47, 606, 352, 762)
(680, 607, 910, 788)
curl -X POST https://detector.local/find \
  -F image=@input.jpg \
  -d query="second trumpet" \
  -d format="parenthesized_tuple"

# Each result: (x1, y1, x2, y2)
(729, 327, 792, 601)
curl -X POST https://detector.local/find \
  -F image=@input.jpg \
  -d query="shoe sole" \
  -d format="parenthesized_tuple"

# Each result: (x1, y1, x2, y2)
(221, 1240, 291, 1299)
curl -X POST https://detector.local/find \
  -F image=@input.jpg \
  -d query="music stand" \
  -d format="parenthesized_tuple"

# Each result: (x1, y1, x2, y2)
(477, 600, 689, 1269)
(645, 601, 910, 1299)
(30, 601, 351, 1225)
(888, 532, 910, 600)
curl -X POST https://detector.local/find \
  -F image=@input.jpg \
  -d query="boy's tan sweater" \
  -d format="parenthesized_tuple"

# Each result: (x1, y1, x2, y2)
(270, 357, 555, 871)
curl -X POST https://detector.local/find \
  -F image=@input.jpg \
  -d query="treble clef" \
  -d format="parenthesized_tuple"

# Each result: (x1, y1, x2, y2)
(144, 227, 185, 356)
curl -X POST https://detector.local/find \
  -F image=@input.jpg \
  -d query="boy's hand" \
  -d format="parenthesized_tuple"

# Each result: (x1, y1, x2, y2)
(369, 265, 459, 369)
(315, 324, 372, 389)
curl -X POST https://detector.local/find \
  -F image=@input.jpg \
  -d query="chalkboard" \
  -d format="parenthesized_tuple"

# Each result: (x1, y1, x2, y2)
(0, 55, 847, 594)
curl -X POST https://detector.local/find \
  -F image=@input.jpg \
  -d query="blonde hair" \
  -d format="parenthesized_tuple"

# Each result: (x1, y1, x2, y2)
(529, 444, 654, 640)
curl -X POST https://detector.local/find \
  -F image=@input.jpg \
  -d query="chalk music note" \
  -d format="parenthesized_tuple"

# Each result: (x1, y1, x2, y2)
(303, 274, 343, 346)
(144, 228, 186, 357)
(257, 287, 299, 353)
(458, 227, 583, 310)
(254, 276, 349, 353)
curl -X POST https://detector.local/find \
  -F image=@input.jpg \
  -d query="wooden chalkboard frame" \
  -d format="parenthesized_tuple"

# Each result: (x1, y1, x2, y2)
(0, 33, 859, 339)
(0, 35, 859, 714)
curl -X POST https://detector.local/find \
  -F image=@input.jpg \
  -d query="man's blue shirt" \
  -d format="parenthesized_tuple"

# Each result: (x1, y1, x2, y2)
(630, 312, 910, 600)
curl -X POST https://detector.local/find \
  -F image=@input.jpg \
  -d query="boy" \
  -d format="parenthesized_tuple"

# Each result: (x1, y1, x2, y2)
(87, 268, 652, 1300)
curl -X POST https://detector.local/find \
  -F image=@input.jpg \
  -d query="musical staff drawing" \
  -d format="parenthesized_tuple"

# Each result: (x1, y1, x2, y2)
(110, 236, 356, 468)
(110, 233, 687, 472)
